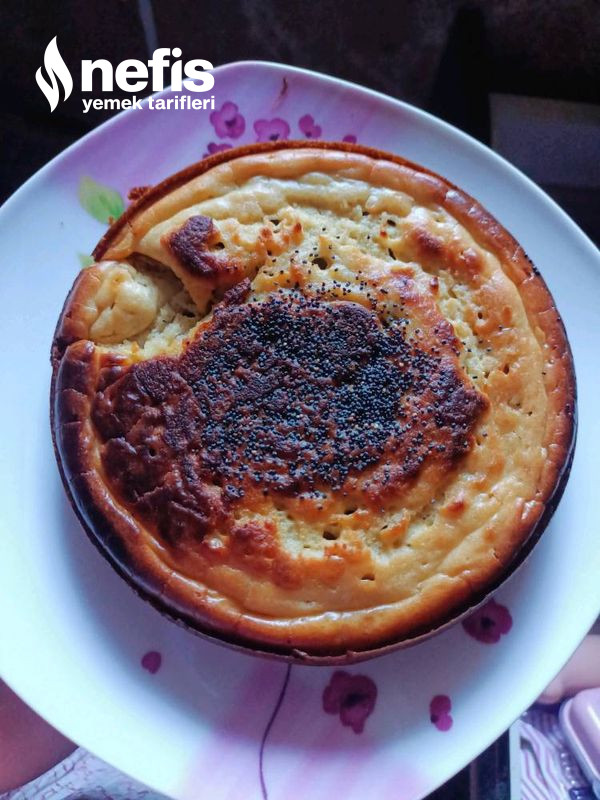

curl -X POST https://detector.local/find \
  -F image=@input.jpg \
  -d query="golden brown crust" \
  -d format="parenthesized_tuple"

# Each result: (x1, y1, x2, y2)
(52, 141, 576, 661)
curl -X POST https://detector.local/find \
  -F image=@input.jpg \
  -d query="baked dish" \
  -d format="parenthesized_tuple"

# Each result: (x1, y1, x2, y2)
(51, 142, 576, 661)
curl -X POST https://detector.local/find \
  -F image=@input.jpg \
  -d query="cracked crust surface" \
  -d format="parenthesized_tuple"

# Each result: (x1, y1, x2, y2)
(51, 142, 575, 660)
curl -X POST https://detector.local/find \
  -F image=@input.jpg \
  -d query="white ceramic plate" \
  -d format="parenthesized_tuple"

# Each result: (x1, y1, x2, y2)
(0, 62, 598, 800)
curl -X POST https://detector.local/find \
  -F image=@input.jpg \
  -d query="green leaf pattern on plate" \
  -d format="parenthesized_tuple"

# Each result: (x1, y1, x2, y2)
(78, 175, 125, 225)
(77, 252, 95, 267)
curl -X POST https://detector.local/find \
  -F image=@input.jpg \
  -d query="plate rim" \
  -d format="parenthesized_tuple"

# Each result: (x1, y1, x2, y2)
(2, 58, 598, 262)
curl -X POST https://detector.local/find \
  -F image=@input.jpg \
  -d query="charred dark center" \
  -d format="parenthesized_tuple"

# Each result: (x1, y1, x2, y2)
(185, 296, 415, 489)
(92, 293, 485, 540)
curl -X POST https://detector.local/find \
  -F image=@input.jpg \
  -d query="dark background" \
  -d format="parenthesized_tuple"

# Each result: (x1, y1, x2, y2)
(1, 2, 598, 797)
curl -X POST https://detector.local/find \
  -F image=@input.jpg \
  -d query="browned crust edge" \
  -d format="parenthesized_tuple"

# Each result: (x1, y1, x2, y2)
(51, 140, 577, 663)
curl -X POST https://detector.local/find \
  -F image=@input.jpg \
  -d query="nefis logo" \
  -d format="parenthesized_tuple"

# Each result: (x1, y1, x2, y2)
(36, 37, 73, 111)
(36, 37, 215, 114)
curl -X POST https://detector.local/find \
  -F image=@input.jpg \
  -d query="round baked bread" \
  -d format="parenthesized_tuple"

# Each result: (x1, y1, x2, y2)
(51, 141, 575, 661)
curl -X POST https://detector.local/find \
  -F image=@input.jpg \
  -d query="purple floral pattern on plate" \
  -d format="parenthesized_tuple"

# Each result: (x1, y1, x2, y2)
(204, 142, 233, 158)
(204, 100, 358, 152)
(323, 671, 377, 734)
(254, 118, 291, 142)
(462, 599, 513, 644)
(141, 651, 162, 674)
(210, 101, 245, 139)
(299, 114, 322, 138)
(430, 695, 453, 731)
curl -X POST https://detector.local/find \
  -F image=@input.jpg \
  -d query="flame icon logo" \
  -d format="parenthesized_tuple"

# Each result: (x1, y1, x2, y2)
(36, 37, 73, 112)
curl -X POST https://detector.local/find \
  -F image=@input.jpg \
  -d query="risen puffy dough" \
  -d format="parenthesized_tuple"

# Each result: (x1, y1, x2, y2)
(88, 262, 158, 342)
(52, 144, 574, 657)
